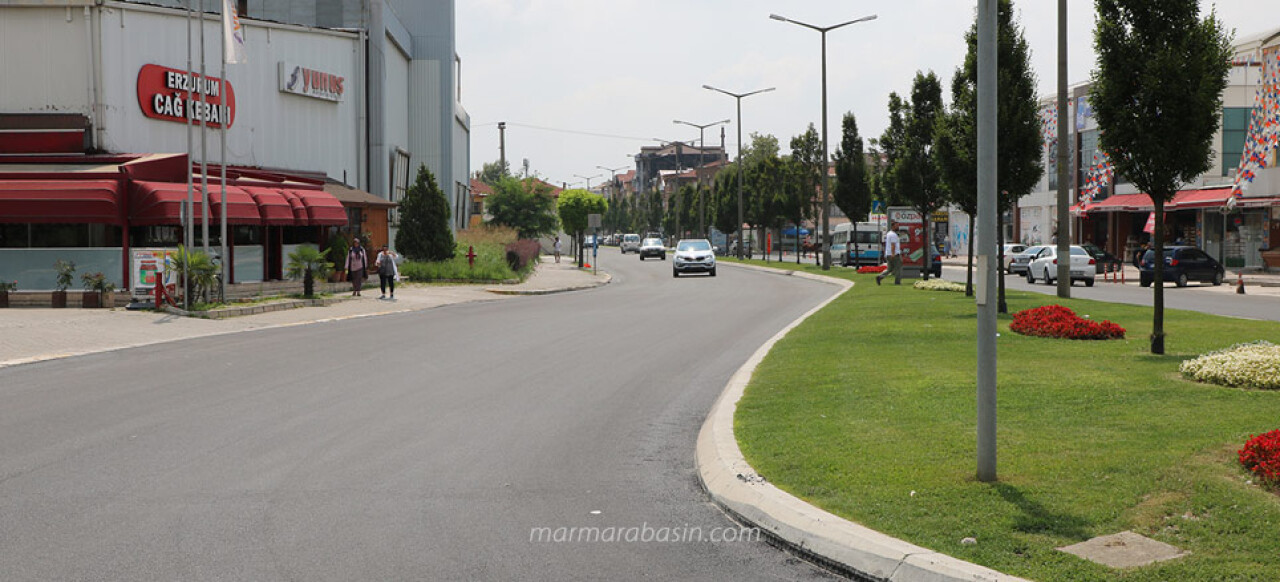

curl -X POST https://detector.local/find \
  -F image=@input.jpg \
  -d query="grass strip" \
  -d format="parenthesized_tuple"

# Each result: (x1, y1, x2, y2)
(734, 265, 1280, 581)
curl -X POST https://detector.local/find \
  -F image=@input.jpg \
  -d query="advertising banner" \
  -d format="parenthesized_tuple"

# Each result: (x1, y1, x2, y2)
(887, 207, 926, 270)
(132, 249, 178, 300)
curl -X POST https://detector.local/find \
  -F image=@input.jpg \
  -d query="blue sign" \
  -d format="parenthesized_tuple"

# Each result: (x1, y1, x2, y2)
(872, 200, 885, 214)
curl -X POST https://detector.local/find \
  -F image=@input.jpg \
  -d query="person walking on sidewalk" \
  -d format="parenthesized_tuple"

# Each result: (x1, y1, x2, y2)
(877, 222, 902, 286)
(553, 236, 562, 264)
(345, 238, 368, 297)
(374, 245, 399, 299)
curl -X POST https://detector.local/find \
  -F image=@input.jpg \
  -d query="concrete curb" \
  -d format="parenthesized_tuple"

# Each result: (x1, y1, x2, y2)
(698, 263, 1031, 582)
(484, 272, 612, 296)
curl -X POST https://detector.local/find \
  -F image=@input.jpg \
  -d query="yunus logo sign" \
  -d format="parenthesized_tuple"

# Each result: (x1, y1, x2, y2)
(279, 62, 345, 102)
(136, 64, 236, 129)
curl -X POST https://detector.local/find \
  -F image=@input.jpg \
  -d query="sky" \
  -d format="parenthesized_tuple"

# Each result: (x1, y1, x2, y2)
(457, 1, 1275, 190)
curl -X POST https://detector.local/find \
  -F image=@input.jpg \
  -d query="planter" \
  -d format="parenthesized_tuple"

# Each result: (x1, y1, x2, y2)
(82, 291, 101, 308)
(0, 292, 8, 308)
(51, 290, 67, 308)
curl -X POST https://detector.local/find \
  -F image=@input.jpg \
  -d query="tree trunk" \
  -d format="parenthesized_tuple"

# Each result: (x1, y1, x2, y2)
(922, 212, 932, 281)
(1151, 200, 1166, 354)
(303, 268, 314, 298)
(966, 214, 976, 296)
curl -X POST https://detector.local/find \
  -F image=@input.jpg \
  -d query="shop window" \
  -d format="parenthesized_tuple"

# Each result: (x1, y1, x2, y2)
(233, 225, 262, 245)
(129, 225, 180, 247)
(281, 226, 320, 245)
(1222, 107, 1249, 176)
(30, 224, 117, 247)
(0, 224, 29, 248)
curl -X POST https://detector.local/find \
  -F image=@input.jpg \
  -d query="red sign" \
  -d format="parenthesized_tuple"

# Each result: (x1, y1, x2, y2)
(888, 207, 927, 269)
(136, 64, 236, 129)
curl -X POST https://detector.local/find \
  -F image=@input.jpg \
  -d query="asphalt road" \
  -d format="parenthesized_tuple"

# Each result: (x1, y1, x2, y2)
(939, 265, 1280, 322)
(0, 249, 843, 581)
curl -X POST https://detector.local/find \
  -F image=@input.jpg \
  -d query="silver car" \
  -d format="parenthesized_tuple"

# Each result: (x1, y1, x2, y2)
(672, 239, 716, 277)
(620, 233, 641, 254)
(639, 237, 666, 260)
(1008, 245, 1047, 275)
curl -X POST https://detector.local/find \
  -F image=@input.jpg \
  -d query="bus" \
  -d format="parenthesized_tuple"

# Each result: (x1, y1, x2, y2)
(831, 222, 883, 266)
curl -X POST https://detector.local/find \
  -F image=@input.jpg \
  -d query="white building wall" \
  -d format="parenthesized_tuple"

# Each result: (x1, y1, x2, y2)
(90, 7, 359, 182)
(0, 7, 93, 118)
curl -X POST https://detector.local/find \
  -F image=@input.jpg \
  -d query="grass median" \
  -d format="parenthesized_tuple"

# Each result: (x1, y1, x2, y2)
(729, 261, 1280, 581)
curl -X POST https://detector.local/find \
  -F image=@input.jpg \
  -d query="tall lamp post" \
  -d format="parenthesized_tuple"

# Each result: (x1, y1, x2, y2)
(770, 12, 877, 270)
(674, 118, 730, 238)
(703, 85, 775, 259)
(596, 165, 627, 201)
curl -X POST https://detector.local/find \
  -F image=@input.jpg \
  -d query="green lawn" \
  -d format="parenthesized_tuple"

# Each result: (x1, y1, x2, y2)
(732, 262, 1280, 581)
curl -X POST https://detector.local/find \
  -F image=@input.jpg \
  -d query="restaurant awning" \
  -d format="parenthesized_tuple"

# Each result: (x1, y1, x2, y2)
(1083, 193, 1154, 212)
(288, 189, 348, 226)
(277, 189, 310, 224)
(1170, 187, 1232, 209)
(242, 186, 298, 226)
(1083, 187, 1238, 213)
(0, 180, 121, 223)
(130, 181, 261, 226)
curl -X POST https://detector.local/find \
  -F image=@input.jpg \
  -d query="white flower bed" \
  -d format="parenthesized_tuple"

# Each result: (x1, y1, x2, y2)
(913, 279, 966, 292)
(1179, 341, 1280, 390)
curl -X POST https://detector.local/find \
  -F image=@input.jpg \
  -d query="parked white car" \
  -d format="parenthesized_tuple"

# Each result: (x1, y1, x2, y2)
(1026, 245, 1096, 287)
(1008, 245, 1048, 275)
(672, 239, 716, 277)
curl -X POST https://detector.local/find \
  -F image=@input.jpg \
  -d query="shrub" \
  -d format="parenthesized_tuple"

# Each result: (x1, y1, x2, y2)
(858, 265, 887, 274)
(1180, 341, 1280, 390)
(504, 239, 541, 272)
(1009, 304, 1126, 340)
(0, 280, 16, 293)
(80, 272, 116, 293)
(396, 164, 455, 261)
(1238, 429, 1280, 487)
(913, 279, 965, 292)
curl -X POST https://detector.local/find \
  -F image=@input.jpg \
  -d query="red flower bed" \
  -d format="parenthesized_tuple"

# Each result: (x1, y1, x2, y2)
(1009, 304, 1125, 340)
(1239, 429, 1280, 486)
(857, 265, 886, 274)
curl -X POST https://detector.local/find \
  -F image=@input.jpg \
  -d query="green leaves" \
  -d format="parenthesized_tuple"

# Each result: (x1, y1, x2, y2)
(396, 164, 456, 262)
(487, 177, 560, 239)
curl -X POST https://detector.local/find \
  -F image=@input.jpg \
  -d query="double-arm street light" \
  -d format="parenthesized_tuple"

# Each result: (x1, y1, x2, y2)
(673, 118, 731, 238)
(596, 165, 627, 201)
(703, 85, 776, 259)
(573, 173, 602, 192)
(770, 12, 877, 270)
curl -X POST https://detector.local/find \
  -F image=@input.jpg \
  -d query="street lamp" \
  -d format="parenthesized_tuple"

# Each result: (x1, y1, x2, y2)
(703, 85, 775, 259)
(674, 118, 731, 238)
(573, 173, 602, 192)
(770, 12, 877, 270)
(596, 165, 627, 201)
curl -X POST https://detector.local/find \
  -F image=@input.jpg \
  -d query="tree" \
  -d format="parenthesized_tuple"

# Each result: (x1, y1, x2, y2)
(486, 177, 560, 239)
(396, 164, 456, 262)
(557, 189, 608, 267)
(883, 72, 947, 279)
(286, 245, 334, 298)
(1090, 0, 1231, 354)
(712, 164, 741, 241)
(937, 0, 1044, 304)
(474, 159, 510, 186)
(834, 112, 872, 265)
(789, 124, 824, 231)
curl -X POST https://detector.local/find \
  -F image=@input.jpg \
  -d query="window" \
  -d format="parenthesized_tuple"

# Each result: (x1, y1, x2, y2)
(390, 148, 411, 226)
(455, 56, 462, 103)
(1222, 107, 1250, 176)
(0, 224, 28, 248)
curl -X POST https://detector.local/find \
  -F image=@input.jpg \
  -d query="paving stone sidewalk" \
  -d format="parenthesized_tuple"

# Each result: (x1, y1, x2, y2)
(0, 257, 607, 369)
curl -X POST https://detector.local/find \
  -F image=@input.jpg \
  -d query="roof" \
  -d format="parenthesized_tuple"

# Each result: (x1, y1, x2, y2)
(323, 182, 397, 208)
(618, 170, 636, 183)
(470, 178, 494, 196)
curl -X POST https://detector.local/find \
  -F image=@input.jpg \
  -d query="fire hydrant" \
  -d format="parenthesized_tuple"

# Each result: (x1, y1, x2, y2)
(467, 245, 476, 268)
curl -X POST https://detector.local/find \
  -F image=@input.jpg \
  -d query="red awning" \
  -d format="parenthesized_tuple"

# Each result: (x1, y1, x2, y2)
(277, 189, 310, 224)
(1233, 196, 1280, 208)
(243, 186, 298, 226)
(1170, 187, 1232, 209)
(1084, 193, 1154, 212)
(288, 189, 347, 226)
(130, 181, 261, 226)
(0, 180, 121, 223)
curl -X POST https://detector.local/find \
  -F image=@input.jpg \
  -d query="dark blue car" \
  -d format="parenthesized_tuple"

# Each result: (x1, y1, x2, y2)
(1139, 246, 1225, 288)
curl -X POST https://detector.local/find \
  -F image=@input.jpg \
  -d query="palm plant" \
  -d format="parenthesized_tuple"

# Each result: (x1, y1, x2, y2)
(170, 246, 218, 304)
(286, 245, 334, 298)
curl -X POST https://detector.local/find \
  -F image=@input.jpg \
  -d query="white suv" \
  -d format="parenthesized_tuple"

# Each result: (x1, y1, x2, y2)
(673, 239, 716, 277)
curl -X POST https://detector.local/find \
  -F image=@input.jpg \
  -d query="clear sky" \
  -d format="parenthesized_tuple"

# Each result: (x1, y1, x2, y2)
(457, 1, 1275, 190)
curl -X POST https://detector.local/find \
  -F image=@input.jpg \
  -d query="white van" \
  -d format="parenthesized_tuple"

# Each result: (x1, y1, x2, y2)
(620, 233, 641, 254)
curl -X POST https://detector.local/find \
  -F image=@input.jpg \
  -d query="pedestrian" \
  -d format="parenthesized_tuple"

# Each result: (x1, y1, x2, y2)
(553, 236, 562, 264)
(374, 245, 399, 299)
(876, 222, 902, 286)
(345, 237, 367, 297)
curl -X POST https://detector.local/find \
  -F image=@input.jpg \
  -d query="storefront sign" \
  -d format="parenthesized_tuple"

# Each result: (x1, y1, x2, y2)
(136, 64, 236, 129)
(888, 207, 926, 269)
(278, 62, 345, 102)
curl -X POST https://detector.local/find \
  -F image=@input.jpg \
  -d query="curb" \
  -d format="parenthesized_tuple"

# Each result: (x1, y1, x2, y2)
(697, 263, 1031, 582)
(484, 272, 612, 295)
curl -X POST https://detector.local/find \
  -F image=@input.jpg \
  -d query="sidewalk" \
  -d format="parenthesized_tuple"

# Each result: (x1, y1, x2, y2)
(0, 257, 608, 369)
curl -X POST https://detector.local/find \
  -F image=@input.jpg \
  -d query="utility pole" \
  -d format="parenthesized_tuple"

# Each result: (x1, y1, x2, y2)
(976, 0, 999, 483)
(498, 122, 507, 177)
(1055, 0, 1072, 298)
(674, 119, 730, 239)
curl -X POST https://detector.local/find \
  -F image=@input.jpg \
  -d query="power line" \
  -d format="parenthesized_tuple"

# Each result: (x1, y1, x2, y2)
(475, 121, 656, 143)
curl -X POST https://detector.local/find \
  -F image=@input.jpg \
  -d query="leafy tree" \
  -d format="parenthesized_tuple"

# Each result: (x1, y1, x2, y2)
(396, 164, 456, 262)
(474, 159, 510, 186)
(789, 123, 823, 229)
(557, 189, 608, 267)
(834, 112, 872, 264)
(883, 72, 947, 279)
(286, 245, 334, 298)
(711, 164, 741, 240)
(1090, 0, 1231, 354)
(486, 177, 560, 239)
(937, 0, 1044, 304)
